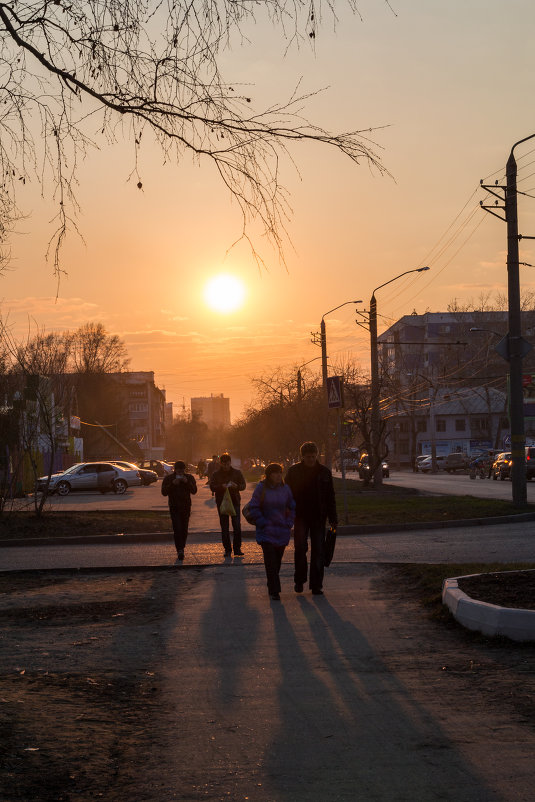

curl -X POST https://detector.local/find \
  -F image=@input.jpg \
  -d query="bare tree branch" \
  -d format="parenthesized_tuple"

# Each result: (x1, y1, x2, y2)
(0, 0, 388, 277)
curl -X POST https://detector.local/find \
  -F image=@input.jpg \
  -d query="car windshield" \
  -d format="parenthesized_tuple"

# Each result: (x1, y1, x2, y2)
(62, 464, 83, 475)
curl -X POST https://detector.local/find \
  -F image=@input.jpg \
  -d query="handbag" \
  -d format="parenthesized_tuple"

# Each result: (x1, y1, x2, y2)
(323, 526, 337, 567)
(242, 482, 266, 524)
(219, 487, 236, 517)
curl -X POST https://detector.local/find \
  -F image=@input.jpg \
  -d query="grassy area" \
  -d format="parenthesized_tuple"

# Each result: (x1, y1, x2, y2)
(0, 510, 171, 541)
(332, 477, 534, 524)
(0, 485, 533, 540)
(342, 493, 533, 525)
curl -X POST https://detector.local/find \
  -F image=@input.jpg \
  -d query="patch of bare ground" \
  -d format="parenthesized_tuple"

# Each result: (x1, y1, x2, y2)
(457, 569, 535, 610)
(0, 568, 201, 802)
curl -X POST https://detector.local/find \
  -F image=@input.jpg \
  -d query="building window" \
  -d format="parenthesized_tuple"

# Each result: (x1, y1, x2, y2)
(399, 439, 409, 456)
(417, 419, 427, 433)
(399, 421, 409, 433)
(472, 417, 489, 432)
(500, 417, 509, 429)
(455, 419, 466, 432)
(436, 419, 446, 432)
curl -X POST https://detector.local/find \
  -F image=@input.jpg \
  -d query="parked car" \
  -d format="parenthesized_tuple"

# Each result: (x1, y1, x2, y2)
(137, 459, 173, 477)
(491, 452, 512, 480)
(357, 454, 390, 479)
(111, 460, 158, 486)
(415, 455, 431, 471)
(36, 462, 142, 495)
(418, 455, 447, 472)
(444, 452, 470, 473)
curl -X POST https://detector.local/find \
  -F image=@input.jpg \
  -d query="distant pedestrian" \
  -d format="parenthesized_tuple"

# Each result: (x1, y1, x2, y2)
(210, 453, 246, 557)
(285, 441, 337, 596)
(206, 454, 220, 486)
(196, 458, 207, 479)
(247, 463, 295, 600)
(161, 460, 197, 561)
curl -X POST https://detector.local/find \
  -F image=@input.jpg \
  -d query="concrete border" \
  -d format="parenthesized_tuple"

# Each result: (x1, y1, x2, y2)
(442, 570, 535, 642)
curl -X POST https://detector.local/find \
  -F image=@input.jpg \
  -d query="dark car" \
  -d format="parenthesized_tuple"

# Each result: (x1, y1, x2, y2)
(444, 453, 470, 473)
(137, 459, 173, 477)
(112, 460, 158, 486)
(357, 454, 389, 479)
(491, 452, 512, 480)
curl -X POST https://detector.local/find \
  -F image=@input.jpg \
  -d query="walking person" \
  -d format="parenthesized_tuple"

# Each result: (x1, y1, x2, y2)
(210, 452, 246, 557)
(161, 460, 197, 561)
(247, 463, 295, 600)
(206, 454, 220, 486)
(285, 441, 337, 596)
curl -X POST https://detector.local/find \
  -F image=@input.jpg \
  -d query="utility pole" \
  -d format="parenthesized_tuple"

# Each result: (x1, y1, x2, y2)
(481, 134, 535, 506)
(369, 292, 382, 486)
(506, 149, 527, 505)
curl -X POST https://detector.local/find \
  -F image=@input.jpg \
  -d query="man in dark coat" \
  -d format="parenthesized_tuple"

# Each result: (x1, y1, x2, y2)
(161, 460, 197, 561)
(209, 452, 246, 557)
(285, 441, 337, 595)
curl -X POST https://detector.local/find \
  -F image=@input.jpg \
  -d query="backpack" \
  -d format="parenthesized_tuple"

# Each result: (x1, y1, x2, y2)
(242, 482, 266, 525)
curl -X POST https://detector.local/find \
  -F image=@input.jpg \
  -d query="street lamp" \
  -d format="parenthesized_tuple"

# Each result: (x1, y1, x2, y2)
(370, 266, 430, 485)
(312, 299, 362, 468)
(296, 356, 322, 403)
(320, 300, 362, 390)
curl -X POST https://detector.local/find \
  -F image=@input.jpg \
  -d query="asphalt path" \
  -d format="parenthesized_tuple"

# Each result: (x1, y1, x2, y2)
(2, 517, 535, 572)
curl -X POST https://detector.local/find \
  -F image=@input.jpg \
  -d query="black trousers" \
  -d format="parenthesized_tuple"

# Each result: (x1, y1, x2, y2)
(261, 542, 286, 594)
(169, 506, 190, 553)
(219, 505, 242, 553)
(293, 517, 326, 591)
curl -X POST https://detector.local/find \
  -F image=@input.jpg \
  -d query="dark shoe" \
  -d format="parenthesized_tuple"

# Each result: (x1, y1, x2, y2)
(294, 583, 304, 593)
(234, 549, 244, 556)
(312, 589, 324, 595)
(270, 593, 280, 600)
(177, 550, 184, 561)
(224, 550, 232, 558)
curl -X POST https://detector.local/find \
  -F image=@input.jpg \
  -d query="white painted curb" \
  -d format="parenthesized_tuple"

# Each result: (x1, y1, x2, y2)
(442, 570, 535, 642)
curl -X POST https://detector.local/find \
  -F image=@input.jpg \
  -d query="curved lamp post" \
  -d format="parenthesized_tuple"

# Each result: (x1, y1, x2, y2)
(370, 267, 430, 485)
(314, 299, 362, 470)
(297, 356, 322, 403)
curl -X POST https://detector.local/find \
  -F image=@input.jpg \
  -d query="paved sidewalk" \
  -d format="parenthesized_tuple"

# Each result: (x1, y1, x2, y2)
(128, 564, 535, 801)
(2, 519, 535, 572)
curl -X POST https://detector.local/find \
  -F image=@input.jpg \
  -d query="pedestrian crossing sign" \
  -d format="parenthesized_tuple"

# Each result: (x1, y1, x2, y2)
(327, 376, 344, 408)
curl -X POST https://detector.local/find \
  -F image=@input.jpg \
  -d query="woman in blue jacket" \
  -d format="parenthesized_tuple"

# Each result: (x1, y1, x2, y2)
(248, 462, 296, 600)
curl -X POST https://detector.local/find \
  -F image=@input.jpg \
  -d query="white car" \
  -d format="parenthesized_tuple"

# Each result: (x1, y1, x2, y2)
(37, 461, 142, 495)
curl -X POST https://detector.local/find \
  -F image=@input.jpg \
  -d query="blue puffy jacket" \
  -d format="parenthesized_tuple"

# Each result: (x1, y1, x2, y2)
(248, 481, 296, 547)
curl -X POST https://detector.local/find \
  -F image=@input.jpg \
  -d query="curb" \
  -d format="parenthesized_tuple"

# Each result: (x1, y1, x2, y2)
(442, 570, 535, 642)
(2, 511, 535, 548)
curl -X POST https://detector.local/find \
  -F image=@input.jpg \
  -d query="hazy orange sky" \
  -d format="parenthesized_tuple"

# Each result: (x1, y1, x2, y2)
(2, 1, 535, 420)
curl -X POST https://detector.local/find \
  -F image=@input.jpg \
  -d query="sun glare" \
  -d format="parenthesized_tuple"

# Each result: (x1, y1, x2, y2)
(203, 274, 246, 313)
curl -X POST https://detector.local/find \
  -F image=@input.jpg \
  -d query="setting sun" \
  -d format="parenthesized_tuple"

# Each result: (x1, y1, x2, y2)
(203, 274, 246, 313)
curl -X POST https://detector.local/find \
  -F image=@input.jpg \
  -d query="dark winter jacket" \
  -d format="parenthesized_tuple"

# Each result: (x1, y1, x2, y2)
(285, 460, 337, 526)
(209, 466, 246, 509)
(248, 480, 296, 547)
(161, 471, 197, 509)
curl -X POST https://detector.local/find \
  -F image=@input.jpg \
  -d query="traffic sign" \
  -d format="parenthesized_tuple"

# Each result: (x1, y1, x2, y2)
(326, 376, 344, 408)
